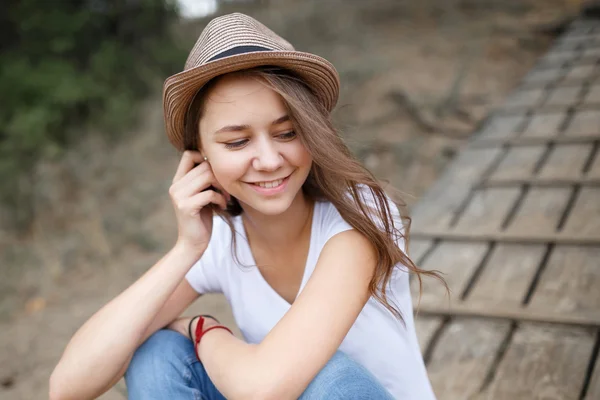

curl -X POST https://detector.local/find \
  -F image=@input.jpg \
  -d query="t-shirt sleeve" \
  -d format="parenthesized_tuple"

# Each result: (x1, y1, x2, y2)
(322, 202, 354, 242)
(355, 186, 407, 251)
(322, 188, 406, 249)
(337, 187, 410, 280)
(184, 217, 226, 294)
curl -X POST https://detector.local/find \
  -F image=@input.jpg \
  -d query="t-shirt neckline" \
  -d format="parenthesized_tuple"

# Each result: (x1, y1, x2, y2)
(236, 201, 320, 307)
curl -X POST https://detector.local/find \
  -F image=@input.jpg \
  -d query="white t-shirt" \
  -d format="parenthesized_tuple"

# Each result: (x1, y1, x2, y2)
(185, 199, 436, 399)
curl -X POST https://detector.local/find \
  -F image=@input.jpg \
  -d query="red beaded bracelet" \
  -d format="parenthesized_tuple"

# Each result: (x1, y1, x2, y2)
(194, 316, 233, 360)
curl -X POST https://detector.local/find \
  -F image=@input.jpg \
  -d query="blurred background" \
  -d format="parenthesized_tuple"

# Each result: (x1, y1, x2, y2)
(0, 0, 584, 399)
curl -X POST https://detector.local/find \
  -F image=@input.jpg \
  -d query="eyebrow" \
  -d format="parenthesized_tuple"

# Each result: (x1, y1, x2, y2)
(213, 115, 290, 135)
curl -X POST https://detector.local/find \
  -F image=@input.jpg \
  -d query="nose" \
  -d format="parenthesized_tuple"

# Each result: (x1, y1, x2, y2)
(252, 136, 283, 171)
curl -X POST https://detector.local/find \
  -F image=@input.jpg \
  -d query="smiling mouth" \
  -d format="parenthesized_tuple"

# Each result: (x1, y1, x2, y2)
(247, 172, 292, 189)
(253, 178, 285, 189)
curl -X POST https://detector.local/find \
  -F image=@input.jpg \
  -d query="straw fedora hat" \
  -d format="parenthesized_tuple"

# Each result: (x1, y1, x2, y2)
(163, 12, 340, 151)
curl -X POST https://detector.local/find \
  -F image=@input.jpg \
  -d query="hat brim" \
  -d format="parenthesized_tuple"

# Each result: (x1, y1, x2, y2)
(163, 51, 340, 151)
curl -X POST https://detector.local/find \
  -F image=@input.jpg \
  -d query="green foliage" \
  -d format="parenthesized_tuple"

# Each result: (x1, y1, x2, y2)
(0, 0, 186, 230)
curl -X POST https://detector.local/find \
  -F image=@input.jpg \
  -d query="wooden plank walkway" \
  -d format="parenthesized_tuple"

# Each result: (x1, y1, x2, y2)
(410, 18, 600, 400)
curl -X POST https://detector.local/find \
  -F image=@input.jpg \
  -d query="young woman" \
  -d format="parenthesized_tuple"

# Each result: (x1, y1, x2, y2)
(50, 13, 440, 400)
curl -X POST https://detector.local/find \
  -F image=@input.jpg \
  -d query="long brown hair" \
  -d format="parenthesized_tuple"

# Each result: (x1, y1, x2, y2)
(183, 67, 445, 322)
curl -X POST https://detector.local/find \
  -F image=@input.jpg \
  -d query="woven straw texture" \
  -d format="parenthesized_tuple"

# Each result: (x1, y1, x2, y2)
(163, 13, 340, 151)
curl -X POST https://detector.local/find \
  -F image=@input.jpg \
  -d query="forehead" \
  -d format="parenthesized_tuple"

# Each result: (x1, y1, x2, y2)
(200, 75, 288, 128)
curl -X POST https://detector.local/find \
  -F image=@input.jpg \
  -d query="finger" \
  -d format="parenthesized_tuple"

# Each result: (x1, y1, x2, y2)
(177, 160, 224, 197)
(188, 189, 228, 211)
(202, 164, 231, 201)
(172, 151, 205, 183)
(205, 189, 228, 211)
(172, 169, 215, 199)
(178, 191, 226, 215)
(171, 162, 209, 190)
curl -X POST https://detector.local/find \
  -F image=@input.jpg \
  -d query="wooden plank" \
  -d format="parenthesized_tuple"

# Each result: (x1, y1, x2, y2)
(544, 86, 583, 106)
(588, 150, 600, 179)
(481, 323, 595, 399)
(411, 148, 503, 232)
(416, 302, 600, 326)
(559, 34, 599, 46)
(499, 103, 600, 115)
(564, 64, 596, 80)
(414, 316, 443, 354)
(585, 349, 600, 400)
(470, 134, 600, 148)
(408, 239, 434, 265)
(584, 85, 600, 104)
(426, 319, 511, 400)
(503, 88, 546, 108)
(520, 112, 567, 138)
(538, 144, 591, 180)
(453, 188, 521, 232)
(411, 242, 488, 308)
(540, 50, 578, 65)
(489, 147, 546, 180)
(562, 187, 600, 237)
(561, 33, 598, 41)
(553, 41, 581, 51)
(506, 188, 572, 235)
(529, 246, 600, 318)
(477, 114, 527, 139)
(478, 176, 600, 188)
(580, 101, 600, 109)
(523, 68, 565, 84)
(467, 244, 546, 307)
(566, 110, 600, 136)
(410, 229, 600, 245)
(583, 46, 600, 58)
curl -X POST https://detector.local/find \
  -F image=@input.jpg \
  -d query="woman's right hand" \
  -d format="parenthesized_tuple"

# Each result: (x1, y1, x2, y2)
(169, 151, 227, 253)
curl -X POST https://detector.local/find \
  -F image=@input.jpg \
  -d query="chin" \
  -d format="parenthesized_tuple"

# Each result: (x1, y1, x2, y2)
(241, 195, 296, 216)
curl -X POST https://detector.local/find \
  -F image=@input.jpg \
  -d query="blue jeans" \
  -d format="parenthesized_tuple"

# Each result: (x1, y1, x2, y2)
(125, 329, 394, 399)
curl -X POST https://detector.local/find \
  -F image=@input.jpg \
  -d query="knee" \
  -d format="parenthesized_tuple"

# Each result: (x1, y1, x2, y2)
(125, 329, 195, 386)
(302, 352, 392, 399)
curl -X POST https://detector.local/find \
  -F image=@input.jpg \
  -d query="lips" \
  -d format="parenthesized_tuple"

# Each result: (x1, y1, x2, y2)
(247, 172, 292, 187)
(245, 173, 292, 195)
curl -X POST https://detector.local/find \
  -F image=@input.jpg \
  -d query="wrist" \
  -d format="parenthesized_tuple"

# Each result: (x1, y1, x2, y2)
(173, 240, 207, 259)
(188, 316, 201, 341)
(197, 327, 232, 356)
(192, 316, 232, 360)
(189, 315, 221, 342)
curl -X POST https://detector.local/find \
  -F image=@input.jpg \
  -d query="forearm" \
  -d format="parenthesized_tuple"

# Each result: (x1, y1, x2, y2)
(198, 331, 267, 399)
(50, 242, 203, 400)
(198, 329, 305, 400)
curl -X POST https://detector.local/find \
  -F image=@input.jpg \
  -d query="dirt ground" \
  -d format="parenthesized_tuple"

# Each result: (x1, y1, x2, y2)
(0, 1, 579, 398)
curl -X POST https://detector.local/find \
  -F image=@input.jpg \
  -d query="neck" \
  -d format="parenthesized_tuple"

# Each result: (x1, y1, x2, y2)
(241, 192, 314, 250)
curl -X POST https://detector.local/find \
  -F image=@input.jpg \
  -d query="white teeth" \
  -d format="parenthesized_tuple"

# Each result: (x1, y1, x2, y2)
(255, 179, 284, 188)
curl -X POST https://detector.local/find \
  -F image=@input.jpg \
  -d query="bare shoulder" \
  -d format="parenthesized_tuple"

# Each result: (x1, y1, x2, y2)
(326, 228, 375, 252)
(318, 229, 377, 277)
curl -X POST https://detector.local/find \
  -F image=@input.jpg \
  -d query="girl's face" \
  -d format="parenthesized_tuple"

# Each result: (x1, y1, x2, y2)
(199, 75, 312, 216)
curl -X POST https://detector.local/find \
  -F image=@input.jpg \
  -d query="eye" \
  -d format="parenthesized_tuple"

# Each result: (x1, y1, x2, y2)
(277, 131, 296, 140)
(224, 139, 249, 149)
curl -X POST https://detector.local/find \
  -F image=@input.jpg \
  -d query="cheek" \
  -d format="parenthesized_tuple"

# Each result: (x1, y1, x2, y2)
(286, 142, 312, 168)
(210, 157, 247, 187)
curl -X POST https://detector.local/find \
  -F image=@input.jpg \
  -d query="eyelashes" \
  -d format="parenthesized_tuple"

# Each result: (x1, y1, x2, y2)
(224, 131, 297, 150)
(278, 131, 297, 140)
(224, 139, 248, 149)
